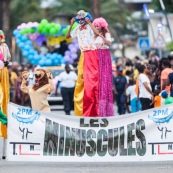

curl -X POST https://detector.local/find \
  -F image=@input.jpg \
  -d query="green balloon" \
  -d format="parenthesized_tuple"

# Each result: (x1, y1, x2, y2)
(41, 19, 48, 25)
(20, 29, 26, 35)
(31, 28, 36, 33)
(50, 28, 56, 35)
(165, 97, 173, 105)
(72, 22, 78, 30)
(62, 28, 67, 36)
(37, 24, 43, 33)
(55, 24, 61, 31)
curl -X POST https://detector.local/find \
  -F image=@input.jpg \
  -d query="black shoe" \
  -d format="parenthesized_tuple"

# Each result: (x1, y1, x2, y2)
(65, 112, 71, 115)
(2, 156, 6, 159)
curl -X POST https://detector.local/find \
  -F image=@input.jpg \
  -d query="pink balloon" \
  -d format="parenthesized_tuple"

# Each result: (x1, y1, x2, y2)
(0, 60, 4, 69)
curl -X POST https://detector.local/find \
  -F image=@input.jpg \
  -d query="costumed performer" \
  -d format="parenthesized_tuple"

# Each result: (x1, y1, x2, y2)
(20, 69, 54, 112)
(66, 10, 99, 117)
(0, 30, 11, 138)
(93, 17, 114, 116)
(0, 82, 7, 125)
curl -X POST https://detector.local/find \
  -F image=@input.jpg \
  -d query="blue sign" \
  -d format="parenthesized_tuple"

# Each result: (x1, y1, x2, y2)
(138, 37, 150, 51)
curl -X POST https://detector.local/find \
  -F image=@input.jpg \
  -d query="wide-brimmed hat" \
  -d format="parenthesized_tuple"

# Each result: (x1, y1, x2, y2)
(0, 30, 5, 42)
(75, 10, 92, 23)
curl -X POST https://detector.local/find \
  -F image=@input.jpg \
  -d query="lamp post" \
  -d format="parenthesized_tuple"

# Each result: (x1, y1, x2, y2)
(159, 0, 173, 42)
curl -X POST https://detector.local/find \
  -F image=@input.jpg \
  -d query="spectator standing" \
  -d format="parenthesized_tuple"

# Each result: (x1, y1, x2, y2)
(160, 59, 173, 93)
(138, 64, 153, 111)
(114, 67, 127, 115)
(126, 79, 141, 113)
(55, 64, 77, 115)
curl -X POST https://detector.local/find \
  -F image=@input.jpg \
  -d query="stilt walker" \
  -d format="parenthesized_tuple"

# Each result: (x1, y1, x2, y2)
(66, 10, 99, 117)
(0, 30, 11, 138)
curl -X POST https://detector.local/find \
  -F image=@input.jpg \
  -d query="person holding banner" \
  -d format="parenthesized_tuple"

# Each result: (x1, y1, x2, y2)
(92, 17, 114, 116)
(21, 69, 54, 112)
(66, 10, 99, 117)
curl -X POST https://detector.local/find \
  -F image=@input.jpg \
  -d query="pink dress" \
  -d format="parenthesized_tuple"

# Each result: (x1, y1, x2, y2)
(94, 33, 114, 116)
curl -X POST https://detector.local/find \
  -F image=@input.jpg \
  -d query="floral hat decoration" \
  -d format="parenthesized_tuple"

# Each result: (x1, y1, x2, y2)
(75, 10, 92, 23)
(0, 30, 5, 43)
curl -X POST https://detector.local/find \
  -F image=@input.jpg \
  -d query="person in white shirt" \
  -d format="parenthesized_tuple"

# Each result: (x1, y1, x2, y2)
(138, 64, 154, 110)
(55, 64, 77, 115)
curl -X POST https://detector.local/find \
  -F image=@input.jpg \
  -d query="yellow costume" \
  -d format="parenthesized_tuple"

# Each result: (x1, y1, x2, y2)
(74, 52, 84, 116)
(0, 30, 11, 138)
(21, 69, 54, 112)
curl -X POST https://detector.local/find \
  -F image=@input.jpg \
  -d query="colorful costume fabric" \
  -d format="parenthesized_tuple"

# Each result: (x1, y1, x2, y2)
(71, 22, 98, 117)
(94, 33, 114, 116)
(0, 84, 7, 125)
(0, 37, 11, 138)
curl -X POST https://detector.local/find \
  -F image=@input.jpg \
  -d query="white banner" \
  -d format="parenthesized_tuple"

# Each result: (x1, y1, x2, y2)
(7, 103, 173, 162)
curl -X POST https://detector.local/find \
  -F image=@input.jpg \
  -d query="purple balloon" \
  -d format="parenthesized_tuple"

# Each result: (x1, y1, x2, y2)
(74, 43, 79, 49)
(70, 47, 77, 53)
(68, 44, 73, 50)
(72, 39, 78, 44)
(35, 34, 46, 46)
(64, 55, 70, 62)
(65, 50, 70, 56)
(71, 53, 78, 60)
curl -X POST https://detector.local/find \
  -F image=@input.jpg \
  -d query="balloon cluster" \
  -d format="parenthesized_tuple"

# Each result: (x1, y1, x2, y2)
(37, 19, 61, 35)
(64, 39, 79, 64)
(13, 29, 64, 66)
(13, 19, 79, 66)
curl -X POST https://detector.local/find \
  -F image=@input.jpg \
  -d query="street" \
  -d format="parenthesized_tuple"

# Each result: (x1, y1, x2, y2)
(0, 159, 173, 173)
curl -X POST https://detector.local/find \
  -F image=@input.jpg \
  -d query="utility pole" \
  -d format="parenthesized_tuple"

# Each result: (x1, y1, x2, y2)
(159, 0, 173, 42)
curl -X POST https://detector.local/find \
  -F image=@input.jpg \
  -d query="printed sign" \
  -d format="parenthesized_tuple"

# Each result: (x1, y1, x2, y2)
(7, 103, 173, 162)
(138, 37, 150, 51)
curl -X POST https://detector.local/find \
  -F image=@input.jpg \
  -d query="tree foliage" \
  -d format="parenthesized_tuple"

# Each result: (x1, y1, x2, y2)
(150, 0, 173, 13)
(9, 0, 44, 30)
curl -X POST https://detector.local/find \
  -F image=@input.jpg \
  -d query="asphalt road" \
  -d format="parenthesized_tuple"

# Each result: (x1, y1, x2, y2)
(0, 160, 173, 173)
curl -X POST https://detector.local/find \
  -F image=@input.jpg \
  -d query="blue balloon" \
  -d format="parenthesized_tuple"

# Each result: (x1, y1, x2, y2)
(21, 35, 28, 42)
(16, 39, 21, 45)
(46, 53, 52, 58)
(28, 55, 33, 61)
(18, 42, 25, 49)
(26, 40, 32, 46)
(38, 59, 45, 66)
(13, 29, 19, 36)
(45, 59, 52, 66)
(28, 49, 35, 55)
(24, 45, 31, 51)
(53, 59, 59, 66)
(22, 51, 29, 57)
